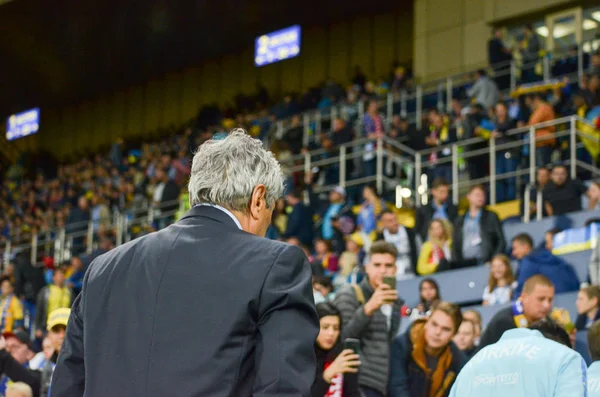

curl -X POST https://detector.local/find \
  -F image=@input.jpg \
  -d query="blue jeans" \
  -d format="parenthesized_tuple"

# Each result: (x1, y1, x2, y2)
(496, 152, 518, 202)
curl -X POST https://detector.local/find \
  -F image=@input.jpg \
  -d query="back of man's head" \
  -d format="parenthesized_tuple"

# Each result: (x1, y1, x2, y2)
(589, 320, 600, 361)
(188, 128, 284, 212)
(529, 320, 571, 348)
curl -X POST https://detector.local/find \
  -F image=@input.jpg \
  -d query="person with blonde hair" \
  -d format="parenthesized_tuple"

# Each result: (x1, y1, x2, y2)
(417, 219, 452, 275)
(6, 382, 33, 397)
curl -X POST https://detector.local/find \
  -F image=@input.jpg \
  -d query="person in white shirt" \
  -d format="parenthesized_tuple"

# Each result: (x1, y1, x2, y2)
(375, 211, 419, 279)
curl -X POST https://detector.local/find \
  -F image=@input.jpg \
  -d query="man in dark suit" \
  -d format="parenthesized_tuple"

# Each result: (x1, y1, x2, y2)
(452, 185, 506, 268)
(414, 178, 458, 241)
(51, 129, 319, 397)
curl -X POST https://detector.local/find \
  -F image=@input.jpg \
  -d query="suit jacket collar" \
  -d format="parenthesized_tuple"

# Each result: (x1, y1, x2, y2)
(179, 205, 243, 231)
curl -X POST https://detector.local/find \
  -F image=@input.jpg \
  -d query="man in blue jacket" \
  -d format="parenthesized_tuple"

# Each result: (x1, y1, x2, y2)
(450, 321, 587, 397)
(512, 233, 580, 297)
(588, 320, 600, 395)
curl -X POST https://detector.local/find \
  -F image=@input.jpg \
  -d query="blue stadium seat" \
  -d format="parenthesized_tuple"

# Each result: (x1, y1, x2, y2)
(503, 209, 598, 248)
(397, 265, 490, 308)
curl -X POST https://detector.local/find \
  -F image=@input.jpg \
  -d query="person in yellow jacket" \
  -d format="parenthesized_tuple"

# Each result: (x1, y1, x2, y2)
(0, 278, 23, 334)
(417, 219, 453, 275)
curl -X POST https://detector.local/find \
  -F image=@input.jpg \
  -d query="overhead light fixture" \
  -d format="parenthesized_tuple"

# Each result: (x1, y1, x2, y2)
(591, 11, 600, 23)
(536, 26, 549, 37)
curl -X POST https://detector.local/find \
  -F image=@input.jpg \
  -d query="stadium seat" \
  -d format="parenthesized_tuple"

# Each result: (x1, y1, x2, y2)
(503, 209, 599, 248)
(397, 265, 490, 308)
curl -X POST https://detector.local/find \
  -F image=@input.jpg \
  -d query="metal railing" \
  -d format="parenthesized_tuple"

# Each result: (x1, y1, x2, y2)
(287, 114, 600, 214)
(0, 198, 185, 271)
(268, 40, 597, 148)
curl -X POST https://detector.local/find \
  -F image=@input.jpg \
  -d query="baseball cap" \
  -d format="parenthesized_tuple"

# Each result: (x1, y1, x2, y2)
(2, 330, 31, 348)
(47, 308, 71, 331)
(333, 186, 346, 198)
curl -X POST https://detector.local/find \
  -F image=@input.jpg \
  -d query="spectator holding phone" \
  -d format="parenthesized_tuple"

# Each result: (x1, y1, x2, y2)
(334, 241, 403, 397)
(312, 302, 360, 397)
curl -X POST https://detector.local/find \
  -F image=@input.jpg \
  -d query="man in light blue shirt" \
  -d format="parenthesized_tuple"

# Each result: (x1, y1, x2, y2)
(450, 321, 587, 397)
(588, 320, 600, 396)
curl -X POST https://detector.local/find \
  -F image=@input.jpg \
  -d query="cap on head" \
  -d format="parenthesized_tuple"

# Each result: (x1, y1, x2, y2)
(47, 308, 70, 331)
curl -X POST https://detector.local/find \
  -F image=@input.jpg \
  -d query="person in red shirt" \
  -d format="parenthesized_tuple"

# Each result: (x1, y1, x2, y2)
(312, 303, 360, 397)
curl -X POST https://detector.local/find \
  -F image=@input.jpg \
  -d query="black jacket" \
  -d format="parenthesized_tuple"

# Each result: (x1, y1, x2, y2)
(478, 306, 515, 350)
(575, 309, 600, 331)
(311, 344, 360, 397)
(452, 209, 506, 266)
(414, 201, 458, 241)
(50, 206, 319, 397)
(283, 202, 315, 248)
(375, 227, 419, 275)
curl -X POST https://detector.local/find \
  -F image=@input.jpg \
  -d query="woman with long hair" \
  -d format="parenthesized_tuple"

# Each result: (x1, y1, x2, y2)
(357, 185, 385, 236)
(312, 302, 360, 397)
(416, 220, 452, 275)
(410, 278, 442, 320)
(482, 254, 515, 306)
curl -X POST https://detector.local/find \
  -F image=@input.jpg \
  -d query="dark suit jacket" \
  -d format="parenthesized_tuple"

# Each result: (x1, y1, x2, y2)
(414, 201, 458, 241)
(452, 209, 506, 266)
(51, 205, 319, 397)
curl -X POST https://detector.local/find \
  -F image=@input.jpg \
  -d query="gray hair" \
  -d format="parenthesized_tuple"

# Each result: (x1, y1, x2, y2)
(188, 128, 285, 212)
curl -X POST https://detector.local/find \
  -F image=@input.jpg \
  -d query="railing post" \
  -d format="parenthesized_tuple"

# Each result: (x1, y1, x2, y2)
(86, 221, 94, 255)
(490, 136, 497, 205)
(386, 92, 393, 129)
(570, 116, 577, 179)
(523, 184, 531, 223)
(304, 151, 311, 176)
(400, 90, 408, 118)
(30, 233, 38, 265)
(543, 56, 550, 83)
(437, 82, 444, 112)
(339, 145, 347, 188)
(416, 85, 423, 130)
(116, 214, 124, 247)
(536, 190, 543, 221)
(510, 61, 517, 93)
(415, 153, 422, 208)
(451, 144, 459, 205)
(529, 126, 536, 184)
(376, 138, 384, 194)
(302, 113, 310, 148)
(358, 100, 365, 120)
(578, 44, 584, 79)
(446, 77, 453, 113)
(54, 228, 65, 266)
(276, 120, 284, 139)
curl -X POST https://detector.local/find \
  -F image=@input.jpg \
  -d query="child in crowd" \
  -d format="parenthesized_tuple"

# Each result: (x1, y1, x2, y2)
(313, 276, 335, 305)
(452, 319, 478, 361)
(312, 238, 340, 277)
(482, 254, 515, 306)
(462, 309, 482, 346)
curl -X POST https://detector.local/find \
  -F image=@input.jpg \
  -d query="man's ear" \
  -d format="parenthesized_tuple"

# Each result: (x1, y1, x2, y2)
(249, 185, 267, 219)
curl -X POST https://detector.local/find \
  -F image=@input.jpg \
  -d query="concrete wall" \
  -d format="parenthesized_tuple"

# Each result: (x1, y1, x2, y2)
(413, 0, 578, 82)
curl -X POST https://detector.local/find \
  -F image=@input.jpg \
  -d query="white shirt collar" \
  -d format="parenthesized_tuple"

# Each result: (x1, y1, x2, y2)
(194, 203, 243, 230)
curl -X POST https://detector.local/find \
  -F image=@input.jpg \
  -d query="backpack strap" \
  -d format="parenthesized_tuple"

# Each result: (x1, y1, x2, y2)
(351, 283, 365, 305)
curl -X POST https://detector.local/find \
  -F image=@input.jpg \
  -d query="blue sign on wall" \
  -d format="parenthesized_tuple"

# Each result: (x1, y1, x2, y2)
(255, 25, 301, 67)
(6, 108, 40, 141)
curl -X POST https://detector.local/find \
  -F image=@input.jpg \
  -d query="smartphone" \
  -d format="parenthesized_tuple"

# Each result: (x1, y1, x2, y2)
(383, 276, 396, 290)
(343, 338, 360, 355)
